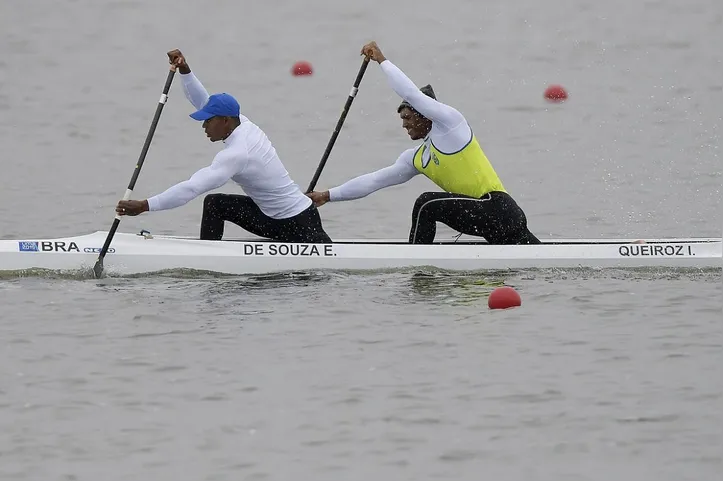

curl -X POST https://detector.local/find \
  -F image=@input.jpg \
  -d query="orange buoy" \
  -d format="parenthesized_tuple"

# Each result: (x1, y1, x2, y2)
(488, 286, 522, 310)
(291, 61, 313, 76)
(544, 84, 568, 102)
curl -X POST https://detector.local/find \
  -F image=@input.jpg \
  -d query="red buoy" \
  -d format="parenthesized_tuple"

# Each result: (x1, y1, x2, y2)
(544, 84, 568, 102)
(291, 61, 313, 76)
(488, 286, 522, 310)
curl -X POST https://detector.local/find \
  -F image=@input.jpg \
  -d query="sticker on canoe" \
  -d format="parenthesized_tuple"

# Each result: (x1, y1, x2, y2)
(17, 241, 114, 254)
(243, 243, 336, 257)
(17, 241, 78, 252)
(18, 241, 39, 252)
(83, 247, 115, 254)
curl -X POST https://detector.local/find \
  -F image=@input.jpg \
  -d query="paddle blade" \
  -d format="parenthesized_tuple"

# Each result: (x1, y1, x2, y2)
(92, 258, 104, 279)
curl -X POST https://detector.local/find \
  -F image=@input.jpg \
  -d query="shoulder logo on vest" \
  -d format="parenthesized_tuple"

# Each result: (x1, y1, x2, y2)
(432, 152, 440, 165)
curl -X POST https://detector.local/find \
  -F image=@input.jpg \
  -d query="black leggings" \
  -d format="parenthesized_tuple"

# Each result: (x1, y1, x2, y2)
(409, 191, 540, 244)
(200, 194, 332, 243)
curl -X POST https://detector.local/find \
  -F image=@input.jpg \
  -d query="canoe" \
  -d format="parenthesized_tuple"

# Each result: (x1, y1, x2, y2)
(1, 230, 720, 276)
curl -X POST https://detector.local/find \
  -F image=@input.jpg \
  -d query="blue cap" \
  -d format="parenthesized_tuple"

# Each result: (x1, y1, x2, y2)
(189, 93, 240, 121)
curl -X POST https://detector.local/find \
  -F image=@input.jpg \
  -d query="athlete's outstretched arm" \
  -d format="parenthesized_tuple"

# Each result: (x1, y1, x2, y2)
(325, 148, 419, 202)
(147, 150, 245, 211)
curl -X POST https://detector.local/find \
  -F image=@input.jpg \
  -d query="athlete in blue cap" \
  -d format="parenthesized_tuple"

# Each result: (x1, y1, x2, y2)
(116, 49, 331, 244)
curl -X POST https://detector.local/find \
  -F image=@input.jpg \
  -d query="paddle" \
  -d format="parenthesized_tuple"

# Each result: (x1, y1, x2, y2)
(92, 67, 176, 278)
(306, 57, 370, 193)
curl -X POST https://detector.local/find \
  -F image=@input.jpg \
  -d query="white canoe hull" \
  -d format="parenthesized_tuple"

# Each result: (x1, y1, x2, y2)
(0, 231, 720, 276)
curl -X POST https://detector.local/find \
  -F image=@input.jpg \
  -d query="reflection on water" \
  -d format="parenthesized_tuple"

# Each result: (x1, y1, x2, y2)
(1, 265, 718, 284)
(405, 271, 510, 306)
(0, 267, 95, 281)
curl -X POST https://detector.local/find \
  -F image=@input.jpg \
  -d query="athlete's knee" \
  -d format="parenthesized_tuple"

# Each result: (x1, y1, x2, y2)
(413, 192, 438, 209)
(496, 226, 541, 245)
(522, 230, 541, 244)
(203, 193, 225, 210)
(315, 230, 332, 243)
(412, 192, 441, 219)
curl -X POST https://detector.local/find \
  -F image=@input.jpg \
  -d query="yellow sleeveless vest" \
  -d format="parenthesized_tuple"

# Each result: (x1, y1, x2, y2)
(412, 134, 506, 198)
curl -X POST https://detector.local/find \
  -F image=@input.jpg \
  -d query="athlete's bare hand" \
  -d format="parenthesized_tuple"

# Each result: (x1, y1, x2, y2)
(306, 191, 330, 207)
(361, 41, 386, 63)
(167, 49, 191, 74)
(116, 199, 149, 216)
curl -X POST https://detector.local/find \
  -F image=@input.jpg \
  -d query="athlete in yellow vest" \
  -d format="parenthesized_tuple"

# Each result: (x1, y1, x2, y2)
(308, 41, 540, 245)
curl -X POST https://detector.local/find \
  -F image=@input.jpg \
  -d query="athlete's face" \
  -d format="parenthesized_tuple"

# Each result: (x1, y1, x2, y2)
(399, 107, 432, 140)
(202, 116, 233, 142)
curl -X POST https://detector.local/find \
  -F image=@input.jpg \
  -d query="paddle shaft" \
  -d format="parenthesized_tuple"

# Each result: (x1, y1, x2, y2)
(93, 68, 176, 278)
(306, 57, 369, 193)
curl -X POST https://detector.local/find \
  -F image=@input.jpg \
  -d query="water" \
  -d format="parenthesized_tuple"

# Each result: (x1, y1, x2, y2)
(0, 0, 721, 480)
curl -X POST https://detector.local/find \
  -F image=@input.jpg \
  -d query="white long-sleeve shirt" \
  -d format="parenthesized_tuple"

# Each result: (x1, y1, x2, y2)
(329, 60, 472, 202)
(146, 72, 312, 219)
